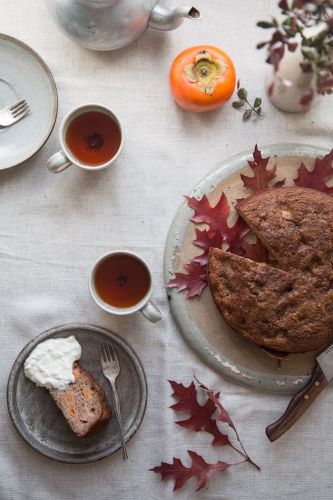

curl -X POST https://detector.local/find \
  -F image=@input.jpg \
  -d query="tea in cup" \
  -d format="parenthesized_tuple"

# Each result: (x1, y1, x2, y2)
(89, 251, 162, 323)
(47, 104, 123, 173)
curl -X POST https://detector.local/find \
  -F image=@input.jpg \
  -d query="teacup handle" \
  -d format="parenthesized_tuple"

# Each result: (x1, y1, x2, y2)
(140, 300, 162, 323)
(47, 151, 72, 174)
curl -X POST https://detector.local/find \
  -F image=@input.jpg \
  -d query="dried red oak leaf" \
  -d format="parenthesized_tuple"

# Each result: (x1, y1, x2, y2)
(185, 193, 249, 246)
(293, 149, 333, 195)
(166, 262, 207, 298)
(169, 381, 230, 446)
(241, 144, 285, 193)
(196, 379, 235, 428)
(197, 380, 260, 471)
(151, 450, 232, 492)
(241, 239, 268, 263)
(192, 229, 224, 266)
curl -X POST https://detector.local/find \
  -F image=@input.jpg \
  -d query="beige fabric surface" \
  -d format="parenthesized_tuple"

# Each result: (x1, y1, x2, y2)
(0, 1, 333, 499)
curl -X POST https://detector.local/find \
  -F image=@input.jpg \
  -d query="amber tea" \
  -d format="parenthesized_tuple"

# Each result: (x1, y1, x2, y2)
(94, 254, 151, 308)
(65, 110, 121, 166)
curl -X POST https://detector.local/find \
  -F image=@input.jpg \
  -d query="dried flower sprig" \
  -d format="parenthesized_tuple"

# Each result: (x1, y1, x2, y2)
(232, 81, 263, 120)
(257, 0, 333, 94)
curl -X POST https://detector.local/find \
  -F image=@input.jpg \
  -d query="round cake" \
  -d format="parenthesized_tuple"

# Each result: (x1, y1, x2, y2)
(207, 187, 333, 353)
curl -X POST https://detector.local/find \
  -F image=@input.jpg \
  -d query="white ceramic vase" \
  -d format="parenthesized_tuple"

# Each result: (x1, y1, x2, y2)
(265, 44, 317, 113)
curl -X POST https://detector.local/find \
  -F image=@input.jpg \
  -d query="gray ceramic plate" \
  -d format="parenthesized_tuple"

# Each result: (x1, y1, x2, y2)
(7, 324, 147, 463)
(0, 34, 58, 169)
(164, 143, 329, 394)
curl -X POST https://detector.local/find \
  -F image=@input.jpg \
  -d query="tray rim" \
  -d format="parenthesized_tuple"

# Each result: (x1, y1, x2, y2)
(7, 323, 148, 463)
(164, 142, 330, 394)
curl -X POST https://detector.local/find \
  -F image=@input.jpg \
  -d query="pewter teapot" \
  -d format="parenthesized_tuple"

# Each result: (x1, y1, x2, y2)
(46, 0, 200, 51)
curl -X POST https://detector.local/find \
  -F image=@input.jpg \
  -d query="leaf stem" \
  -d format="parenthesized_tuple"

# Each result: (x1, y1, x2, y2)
(194, 378, 261, 471)
(229, 434, 261, 471)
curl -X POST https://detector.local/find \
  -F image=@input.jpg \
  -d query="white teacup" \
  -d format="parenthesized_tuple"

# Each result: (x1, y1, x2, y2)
(47, 103, 123, 174)
(89, 250, 162, 323)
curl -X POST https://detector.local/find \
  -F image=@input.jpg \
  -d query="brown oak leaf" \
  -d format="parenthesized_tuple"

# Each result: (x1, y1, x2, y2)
(166, 263, 207, 298)
(169, 381, 230, 446)
(241, 144, 285, 193)
(293, 149, 333, 195)
(151, 451, 232, 492)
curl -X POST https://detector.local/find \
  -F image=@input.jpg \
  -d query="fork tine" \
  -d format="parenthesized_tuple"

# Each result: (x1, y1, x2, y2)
(104, 344, 112, 363)
(10, 100, 26, 112)
(106, 344, 113, 362)
(100, 345, 107, 363)
(12, 106, 29, 120)
(12, 108, 29, 124)
(108, 344, 115, 361)
(13, 103, 29, 117)
(110, 344, 120, 368)
(110, 344, 116, 359)
(12, 107, 29, 123)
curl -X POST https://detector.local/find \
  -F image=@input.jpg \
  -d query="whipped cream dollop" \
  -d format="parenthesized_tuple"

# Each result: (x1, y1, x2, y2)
(24, 335, 82, 390)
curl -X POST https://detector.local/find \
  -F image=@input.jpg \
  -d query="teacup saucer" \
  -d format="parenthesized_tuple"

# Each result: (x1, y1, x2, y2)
(0, 34, 58, 169)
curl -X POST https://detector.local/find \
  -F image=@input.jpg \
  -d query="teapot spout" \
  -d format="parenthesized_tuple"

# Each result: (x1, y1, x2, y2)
(148, 4, 200, 31)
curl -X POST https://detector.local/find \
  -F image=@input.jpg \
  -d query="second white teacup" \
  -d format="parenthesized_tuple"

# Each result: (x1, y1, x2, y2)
(47, 103, 123, 174)
(89, 250, 162, 323)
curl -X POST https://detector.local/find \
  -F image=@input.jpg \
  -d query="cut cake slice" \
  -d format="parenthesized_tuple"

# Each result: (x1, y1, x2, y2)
(208, 247, 333, 353)
(49, 362, 111, 437)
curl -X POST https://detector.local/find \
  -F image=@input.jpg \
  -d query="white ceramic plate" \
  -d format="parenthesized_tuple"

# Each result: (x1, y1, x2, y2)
(0, 34, 58, 169)
(164, 143, 329, 394)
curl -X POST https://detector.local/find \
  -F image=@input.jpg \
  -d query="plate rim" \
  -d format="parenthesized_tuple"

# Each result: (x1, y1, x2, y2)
(0, 33, 58, 170)
(7, 323, 148, 464)
(164, 142, 330, 394)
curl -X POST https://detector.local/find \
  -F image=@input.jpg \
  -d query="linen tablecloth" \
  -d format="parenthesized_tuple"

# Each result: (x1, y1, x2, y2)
(1, 1, 333, 498)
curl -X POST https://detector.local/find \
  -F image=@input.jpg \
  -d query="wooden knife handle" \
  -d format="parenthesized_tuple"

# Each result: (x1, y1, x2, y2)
(266, 362, 328, 442)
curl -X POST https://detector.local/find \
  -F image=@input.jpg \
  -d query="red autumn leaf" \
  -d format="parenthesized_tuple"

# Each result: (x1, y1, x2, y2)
(185, 193, 249, 246)
(192, 229, 224, 265)
(169, 381, 230, 446)
(166, 262, 207, 298)
(151, 450, 232, 492)
(293, 149, 333, 195)
(241, 239, 268, 263)
(226, 217, 249, 255)
(196, 380, 235, 431)
(198, 380, 260, 471)
(241, 144, 285, 193)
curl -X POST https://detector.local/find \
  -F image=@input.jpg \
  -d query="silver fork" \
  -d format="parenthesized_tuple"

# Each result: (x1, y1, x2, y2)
(0, 100, 29, 127)
(100, 344, 128, 461)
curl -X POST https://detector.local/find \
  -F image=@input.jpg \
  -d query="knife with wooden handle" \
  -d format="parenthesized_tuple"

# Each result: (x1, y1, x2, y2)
(266, 343, 333, 442)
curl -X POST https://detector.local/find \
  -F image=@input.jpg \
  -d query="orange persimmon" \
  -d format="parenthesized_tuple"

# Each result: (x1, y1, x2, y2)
(170, 45, 236, 113)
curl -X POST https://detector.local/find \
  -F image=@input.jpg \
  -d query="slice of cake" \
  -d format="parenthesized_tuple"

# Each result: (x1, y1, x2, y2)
(24, 336, 111, 437)
(50, 362, 111, 437)
(208, 248, 333, 352)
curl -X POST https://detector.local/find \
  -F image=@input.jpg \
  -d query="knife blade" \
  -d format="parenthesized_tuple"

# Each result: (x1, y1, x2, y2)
(266, 343, 333, 442)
